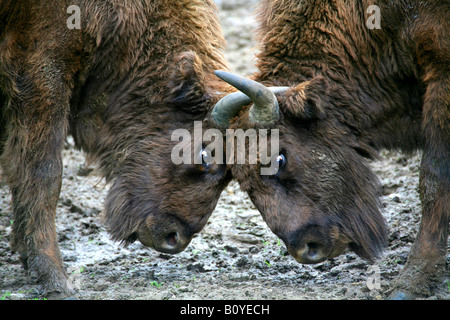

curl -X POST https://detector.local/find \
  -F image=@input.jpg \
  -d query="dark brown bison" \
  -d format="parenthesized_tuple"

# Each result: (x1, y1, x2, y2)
(0, 0, 233, 296)
(211, 0, 449, 299)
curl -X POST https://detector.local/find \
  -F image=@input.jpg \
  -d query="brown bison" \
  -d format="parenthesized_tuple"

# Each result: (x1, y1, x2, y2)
(0, 0, 233, 296)
(212, 0, 449, 299)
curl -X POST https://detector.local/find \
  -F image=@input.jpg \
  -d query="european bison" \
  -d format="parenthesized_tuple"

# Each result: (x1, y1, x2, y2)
(212, 0, 449, 298)
(0, 0, 233, 296)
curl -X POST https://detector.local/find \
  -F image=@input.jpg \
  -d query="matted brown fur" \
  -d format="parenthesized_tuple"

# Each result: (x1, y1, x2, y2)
(0, 0, 232, 295)
(230, 0, 448, 298)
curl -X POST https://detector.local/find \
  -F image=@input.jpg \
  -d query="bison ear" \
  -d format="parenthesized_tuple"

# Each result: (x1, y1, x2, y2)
(282, 76, 327, 121)
(165, 51, 211, 114)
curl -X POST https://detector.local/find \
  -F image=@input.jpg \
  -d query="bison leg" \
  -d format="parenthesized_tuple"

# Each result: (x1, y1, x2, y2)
(389, 79, 449, 299)
(1, 67, 74, 296)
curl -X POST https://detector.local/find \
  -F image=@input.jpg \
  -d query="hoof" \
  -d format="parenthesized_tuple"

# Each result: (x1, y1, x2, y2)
(45, 291, 79, 300)
(387, 290, 418, 300)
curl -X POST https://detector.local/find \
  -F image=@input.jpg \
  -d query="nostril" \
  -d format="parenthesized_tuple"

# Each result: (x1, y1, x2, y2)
(166, 232, 179, 247)
(306, 242, 321, 259)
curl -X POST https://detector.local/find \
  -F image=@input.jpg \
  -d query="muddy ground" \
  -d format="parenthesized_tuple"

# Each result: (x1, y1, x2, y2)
(0, 0, 448, 301)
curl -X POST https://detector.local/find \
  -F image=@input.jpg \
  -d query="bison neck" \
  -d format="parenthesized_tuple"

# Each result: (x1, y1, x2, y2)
(255, 0, 425, 154)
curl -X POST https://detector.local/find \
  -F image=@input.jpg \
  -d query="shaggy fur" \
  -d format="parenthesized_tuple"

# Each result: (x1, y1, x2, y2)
(230, 0, 448, 298)
(0, 0, 232, 295)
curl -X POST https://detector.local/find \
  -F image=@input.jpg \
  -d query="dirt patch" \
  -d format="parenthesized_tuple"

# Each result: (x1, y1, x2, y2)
(0, 0, 448, 300)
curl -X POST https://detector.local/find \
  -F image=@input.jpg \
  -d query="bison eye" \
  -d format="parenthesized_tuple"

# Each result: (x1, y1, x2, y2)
(276, 154, 287, 172)
(200, 148, 212, 167)
(262, 153, 287, 176)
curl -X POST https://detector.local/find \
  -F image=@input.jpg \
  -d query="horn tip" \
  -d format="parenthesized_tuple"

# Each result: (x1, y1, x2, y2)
(214, 70, 229, 79)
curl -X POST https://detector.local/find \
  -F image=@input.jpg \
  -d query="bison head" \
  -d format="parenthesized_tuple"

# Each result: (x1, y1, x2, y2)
(101, 52, 232, 254)
(211, 71, 388, 264)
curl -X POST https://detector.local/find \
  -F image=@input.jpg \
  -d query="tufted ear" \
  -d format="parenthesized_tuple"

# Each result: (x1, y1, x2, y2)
(282, 76, 328, 120)
(165, 51, 211, 114)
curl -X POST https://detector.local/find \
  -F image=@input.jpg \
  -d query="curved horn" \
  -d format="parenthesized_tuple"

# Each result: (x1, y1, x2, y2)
(211, 91, 252, 129)
(212, 70, 289, 128)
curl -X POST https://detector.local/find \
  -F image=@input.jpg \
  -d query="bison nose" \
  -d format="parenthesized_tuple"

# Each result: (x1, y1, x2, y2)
(290, 241, 328, 264)
(137, 217, 193, 254)
(153, 231, 190, 254)
(285, 224, 334, 264)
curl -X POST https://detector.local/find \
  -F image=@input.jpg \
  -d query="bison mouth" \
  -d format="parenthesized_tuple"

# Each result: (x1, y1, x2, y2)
(282, 223, 352, 264)
(282, 215, 387, 264)
(287, 239, 350, 264)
